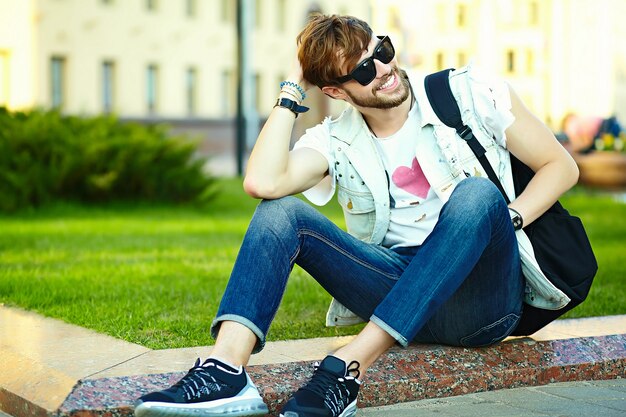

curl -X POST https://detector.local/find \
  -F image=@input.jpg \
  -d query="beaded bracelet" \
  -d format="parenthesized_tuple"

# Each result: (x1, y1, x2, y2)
(281, 86, 304, 101)
(279, 89, 302, 103)
(280, 85, 305, 103)
(279, 81, 306, 100)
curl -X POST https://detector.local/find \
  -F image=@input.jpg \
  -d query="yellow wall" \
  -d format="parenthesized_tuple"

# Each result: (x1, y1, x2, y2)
(0, 0, 36, 110)
(3, 0, 624, 127)
(0, 0, 368, 118)
(34, 0, 239, 117)
(371, 0, 626, 129)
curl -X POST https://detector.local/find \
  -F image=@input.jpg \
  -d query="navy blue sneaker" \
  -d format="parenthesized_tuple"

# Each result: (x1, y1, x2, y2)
(280, 356, 361, 417)
(134, 358, 268, 417)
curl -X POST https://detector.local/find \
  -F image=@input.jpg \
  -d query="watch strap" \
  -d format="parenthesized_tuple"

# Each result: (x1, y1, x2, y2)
(274, 98, 309, 117)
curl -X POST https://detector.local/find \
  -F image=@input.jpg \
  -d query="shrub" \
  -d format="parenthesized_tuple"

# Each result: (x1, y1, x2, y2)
(0, 108, 216, 211)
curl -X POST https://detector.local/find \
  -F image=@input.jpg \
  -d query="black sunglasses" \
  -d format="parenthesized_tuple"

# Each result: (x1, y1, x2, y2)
(333, 36, 395, 86)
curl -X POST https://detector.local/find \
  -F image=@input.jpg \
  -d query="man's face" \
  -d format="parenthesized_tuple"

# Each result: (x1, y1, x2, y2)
(339, 36, 410, 110)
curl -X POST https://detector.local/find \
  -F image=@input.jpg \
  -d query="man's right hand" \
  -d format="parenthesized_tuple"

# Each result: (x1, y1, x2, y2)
(285, 55, 313, 93)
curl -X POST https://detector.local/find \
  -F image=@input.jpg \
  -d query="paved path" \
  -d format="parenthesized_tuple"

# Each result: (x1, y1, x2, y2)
(360, 379, 626, 417)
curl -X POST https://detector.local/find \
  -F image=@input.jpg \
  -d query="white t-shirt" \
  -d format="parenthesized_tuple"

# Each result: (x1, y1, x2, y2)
(294, 102, 444, 249)
(372, 104, 444, 248)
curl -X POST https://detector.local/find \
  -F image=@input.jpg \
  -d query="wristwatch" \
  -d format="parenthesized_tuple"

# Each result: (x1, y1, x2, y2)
(274, 98, 309, 117)
(508, 207, 523, 231)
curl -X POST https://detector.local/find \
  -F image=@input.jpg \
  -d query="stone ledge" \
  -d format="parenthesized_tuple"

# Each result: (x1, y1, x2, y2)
(52, 334, 626, 417)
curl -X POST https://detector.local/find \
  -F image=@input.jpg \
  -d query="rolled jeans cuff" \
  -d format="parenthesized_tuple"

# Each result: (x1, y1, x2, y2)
(370, 314, 409, 347)
(210, 314, 266, 354)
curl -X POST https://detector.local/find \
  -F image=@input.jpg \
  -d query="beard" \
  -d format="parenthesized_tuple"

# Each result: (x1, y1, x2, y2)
(345, 66, 410, 110)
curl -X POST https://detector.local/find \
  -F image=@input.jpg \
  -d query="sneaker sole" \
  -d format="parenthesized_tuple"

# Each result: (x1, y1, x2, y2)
(135, 395, 268, 417)
(279, 398, 357, 417)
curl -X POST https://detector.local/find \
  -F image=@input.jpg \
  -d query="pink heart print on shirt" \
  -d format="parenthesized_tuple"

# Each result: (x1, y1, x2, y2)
(392, 157, 431, 199)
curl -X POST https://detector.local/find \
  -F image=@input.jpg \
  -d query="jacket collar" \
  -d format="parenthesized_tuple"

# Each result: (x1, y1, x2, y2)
(328, 104, 366, 145)
(407, 69, 445, 128)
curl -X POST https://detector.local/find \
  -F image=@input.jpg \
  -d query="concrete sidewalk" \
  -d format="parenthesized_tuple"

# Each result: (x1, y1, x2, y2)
(360, 379, 626, 416)
(1, 306, 625, 416)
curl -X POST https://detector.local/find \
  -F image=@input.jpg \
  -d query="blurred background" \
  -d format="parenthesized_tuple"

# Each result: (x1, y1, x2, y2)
(1, 0, 625, 180)
(0, 0, 624, 349)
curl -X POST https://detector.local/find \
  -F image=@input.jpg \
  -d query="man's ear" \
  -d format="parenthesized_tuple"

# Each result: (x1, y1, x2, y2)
(321, 85, 347, 101)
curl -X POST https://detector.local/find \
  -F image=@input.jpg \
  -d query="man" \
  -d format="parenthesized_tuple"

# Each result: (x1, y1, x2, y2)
(135, 14, 578, 417)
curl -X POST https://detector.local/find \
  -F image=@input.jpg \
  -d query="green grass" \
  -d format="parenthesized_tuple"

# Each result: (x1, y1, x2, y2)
(0, 178, 362, 349)
(0, 179, 624, 349)
(553, 188, 626, 318)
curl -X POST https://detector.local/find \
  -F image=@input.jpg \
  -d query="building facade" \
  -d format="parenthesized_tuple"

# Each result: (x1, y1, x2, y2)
(0, 0, 369, 119)
(372, 0, 626, 130)
(0, 0, 369, 174)
(1, 0, 625, 174)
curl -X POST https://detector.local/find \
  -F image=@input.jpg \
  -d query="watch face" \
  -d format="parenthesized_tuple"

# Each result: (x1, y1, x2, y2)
(509, 209, 522, 230)
(512, 214, 522, 230)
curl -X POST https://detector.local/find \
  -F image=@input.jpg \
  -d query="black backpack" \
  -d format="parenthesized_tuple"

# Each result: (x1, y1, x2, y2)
(424, 69, 598, 335)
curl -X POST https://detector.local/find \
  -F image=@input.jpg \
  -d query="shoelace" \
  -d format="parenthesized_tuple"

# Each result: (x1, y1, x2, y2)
(172, 359, 225, 401)
(301, 360, 361, 416)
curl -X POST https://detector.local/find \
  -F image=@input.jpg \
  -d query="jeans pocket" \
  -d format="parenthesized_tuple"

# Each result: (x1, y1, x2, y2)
(459, 312, 521, 347)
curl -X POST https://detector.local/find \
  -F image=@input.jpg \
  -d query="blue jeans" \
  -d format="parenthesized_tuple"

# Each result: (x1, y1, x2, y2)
(211, 177, 524, 353)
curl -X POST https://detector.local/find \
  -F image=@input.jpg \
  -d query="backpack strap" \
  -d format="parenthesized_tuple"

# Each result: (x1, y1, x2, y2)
(424, 69, 511, 204)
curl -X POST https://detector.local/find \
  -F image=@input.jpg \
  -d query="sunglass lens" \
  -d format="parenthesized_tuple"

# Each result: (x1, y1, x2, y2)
(377, 38, 395, 64)
(353, 60, 377, 86)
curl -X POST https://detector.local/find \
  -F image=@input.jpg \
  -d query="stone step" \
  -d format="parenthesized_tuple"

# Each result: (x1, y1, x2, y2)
(56, 334, 626, 416)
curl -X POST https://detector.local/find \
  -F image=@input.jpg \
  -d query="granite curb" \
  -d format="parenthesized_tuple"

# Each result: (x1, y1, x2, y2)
(49, 334, 625, 416)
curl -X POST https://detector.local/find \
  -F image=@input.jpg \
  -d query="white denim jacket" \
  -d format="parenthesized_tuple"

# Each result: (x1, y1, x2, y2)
(297, 65, 570, 327)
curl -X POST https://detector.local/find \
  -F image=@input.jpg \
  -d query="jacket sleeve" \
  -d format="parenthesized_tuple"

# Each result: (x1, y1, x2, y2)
(452, 64, 516, 148)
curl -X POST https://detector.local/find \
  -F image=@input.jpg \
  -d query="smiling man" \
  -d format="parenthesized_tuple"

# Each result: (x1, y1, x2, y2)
(135, 14, 578, 417)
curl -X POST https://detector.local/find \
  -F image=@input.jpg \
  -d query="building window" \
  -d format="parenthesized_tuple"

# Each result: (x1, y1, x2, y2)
(255, 0, 262, 28)
(388, 6, 401, 31)
(436, 52, 444, 71)
(146, 0, 157, 12)
(526, 49, 534, 74)
(254, 73, 262, 113)
(457, 4, 467, 27)
(186, 67, 197, 115)
(436, 4, 446, 30)
(277, 0, 286, 31)
(529, 1, 539, 25)
(0, 51, 9, 108)
(458, 51, 466, 67)
(102, 60, 115, 113)
(146, 64, 158, 114)
(221, 0, 235, 23)
(186, 0, 197, 17)
(50, 56, 66, 109)
(506, 50, 516, 73)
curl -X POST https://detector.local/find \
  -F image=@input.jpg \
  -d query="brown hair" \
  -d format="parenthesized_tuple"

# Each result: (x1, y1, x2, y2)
(296, 14, 373, 88)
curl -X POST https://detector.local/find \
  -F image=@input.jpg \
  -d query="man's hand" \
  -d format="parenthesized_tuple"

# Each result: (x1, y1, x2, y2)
(285, 55, 313, 93)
